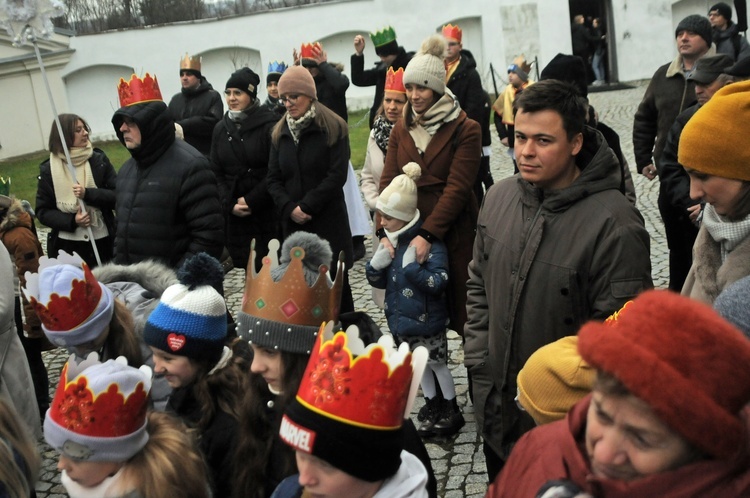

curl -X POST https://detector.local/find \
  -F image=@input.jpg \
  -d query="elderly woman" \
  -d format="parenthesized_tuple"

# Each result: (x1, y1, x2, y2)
(678, 79, 750, 303)
(488, 290, 750, 497)
(266, 65, 354, 312)
(210, 67, 280, 271)
(378, 35, 481, 336)
(36, 114, 116, 266)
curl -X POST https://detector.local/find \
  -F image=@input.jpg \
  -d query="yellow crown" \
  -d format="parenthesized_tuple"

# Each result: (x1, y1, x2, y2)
(180, 53, 201, 72)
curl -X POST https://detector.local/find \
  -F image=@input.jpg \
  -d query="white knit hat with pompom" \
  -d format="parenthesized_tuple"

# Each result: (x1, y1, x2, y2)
(403, 35, 446, 94)
(377, 162, 422, 222)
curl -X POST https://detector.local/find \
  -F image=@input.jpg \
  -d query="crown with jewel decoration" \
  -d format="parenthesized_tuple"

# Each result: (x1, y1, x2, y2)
(44, 353, 152, 462)
(268, 61, 288, 75)
(442, 23, 462, 43)
(237, 238, 344, 354)
(180, 53, 201, 72)
(117, 73, 163, 108)
(370, 26, 397, 47)
(385, 67, 406, 93)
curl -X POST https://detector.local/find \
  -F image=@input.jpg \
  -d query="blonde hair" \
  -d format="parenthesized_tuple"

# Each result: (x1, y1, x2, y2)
(121, 411, 211, 498)
(0, 398, 40, 498)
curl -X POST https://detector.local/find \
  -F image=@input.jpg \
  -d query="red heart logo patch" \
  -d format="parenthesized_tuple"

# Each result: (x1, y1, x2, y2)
(167, 333, 186, 351)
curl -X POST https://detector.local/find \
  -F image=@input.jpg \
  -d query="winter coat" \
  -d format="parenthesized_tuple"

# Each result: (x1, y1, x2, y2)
(168, 77, 224, 156)
(0, 243, 41, 440)
(210, 106, 280, 269)
(380, 110, 481, 333)
(366, 218, 449, 338)
(0, 198, 43, 338)
(682, 224, 750, 305)
(487, 395, 750, 497)
(261, 96, 286, 117)
(36, 147, 117, 258)
(632, 49, 715, 173)
(167, 385, 238, 498)
(351, 47, 412, 128)
(360, 131, 385, 211)
(713, 23, 750, 62)
(313, 62, 350, 122)
(659, 104, 700, 212)
(463, 126, 652, 457)
(267, 116, 353, 270)
(270, 451, 429, 498)
(112, 101, 224, 268)
(446, 50, 486, 130)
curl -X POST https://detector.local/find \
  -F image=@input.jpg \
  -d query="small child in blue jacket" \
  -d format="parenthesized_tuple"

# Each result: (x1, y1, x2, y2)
(366, 162, 464, 437)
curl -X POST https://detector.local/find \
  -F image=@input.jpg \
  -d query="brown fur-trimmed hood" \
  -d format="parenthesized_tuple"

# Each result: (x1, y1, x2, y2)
(0, 197, 34, 234)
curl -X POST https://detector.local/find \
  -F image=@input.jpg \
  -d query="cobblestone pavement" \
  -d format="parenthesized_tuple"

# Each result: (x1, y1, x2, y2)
(34, 81, 665, 497)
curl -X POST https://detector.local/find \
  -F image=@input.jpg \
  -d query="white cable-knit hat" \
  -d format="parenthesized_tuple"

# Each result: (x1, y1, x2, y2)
(377, 162, 422, 222)
(403, 35, 447, 95)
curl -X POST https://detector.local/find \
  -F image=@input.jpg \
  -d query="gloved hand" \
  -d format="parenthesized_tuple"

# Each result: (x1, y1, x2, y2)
(402, 245, 417, 268)
(369, 243, 393, 270)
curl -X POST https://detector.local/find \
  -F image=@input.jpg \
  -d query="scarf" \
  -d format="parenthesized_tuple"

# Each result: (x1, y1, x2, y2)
(408, 90, 461, 153)
(61, 467, 137, 498)
(228, 98, 261, 125)
(285, 103, 317, 145)
(385, 211, 421, 248)
(372, 114, 394, 154)
(702, 204, 750, 262)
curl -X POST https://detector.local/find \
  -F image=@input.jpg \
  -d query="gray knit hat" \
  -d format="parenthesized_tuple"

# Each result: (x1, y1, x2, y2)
(675, 14, 712, 48)
(403, 35, 446, 95)
(714, 276, 750, 338)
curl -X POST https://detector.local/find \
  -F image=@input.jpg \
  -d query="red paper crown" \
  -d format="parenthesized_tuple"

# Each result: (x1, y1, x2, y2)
(50, 361, 148, 437)
(295, 326, 414, 429)
(442, 23, 462, 43)
(29, 262, 101, 332)
(299, 42, 322, 60)
(117, 73, 163, 107)
(385, 67, 406, 93)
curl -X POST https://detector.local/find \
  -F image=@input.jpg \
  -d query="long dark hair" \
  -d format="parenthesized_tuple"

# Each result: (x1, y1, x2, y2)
(232, 351, 309, 498)
(48, 114, 90, 154)
(105, 299, 144, 366)
(726, 181, 750, 221)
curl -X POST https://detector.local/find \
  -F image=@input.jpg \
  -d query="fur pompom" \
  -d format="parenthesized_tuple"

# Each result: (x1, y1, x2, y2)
(419, 35, 446, 59)
(402, 162, 422, 182)
(177, 252, 224, 291)
(272, 232, 334, 286)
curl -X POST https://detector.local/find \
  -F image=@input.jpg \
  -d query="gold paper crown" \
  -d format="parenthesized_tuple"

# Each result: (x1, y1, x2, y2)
(180, 53, 201, 72)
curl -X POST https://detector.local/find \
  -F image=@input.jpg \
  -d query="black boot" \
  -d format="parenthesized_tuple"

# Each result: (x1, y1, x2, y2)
(416, 397, 441, 437)
(352, 236, 366, 261)
(432, 397, 465, 436)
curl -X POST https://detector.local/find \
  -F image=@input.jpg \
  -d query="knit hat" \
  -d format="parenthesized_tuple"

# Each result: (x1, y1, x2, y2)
(226, 67, 260, 98)
(267, 61, 288, 85)
(709, 2, 733, 21)
(44, 353, 152, 462)
(516, 336, 595, 425)
(277, 65, 317, 100)
(578, 290, 750, 460)
(678, 79, 750, 181)
(237, 233, 344, 354)
(143, 253, 227, 365)
(22, 251, 114, 348)
(403, 35, 446, 95)
(279, 322, 428, 481)
(675, 14, 712, 48)
(725, 56, 750, 77)
(540, 53, 587, 97)
(508, 55, 532, 83)
(376, 162, 422, 222)
(687, 54, 733, 84)
(714, 275, 750, 338)
(371, 26, 399, 57)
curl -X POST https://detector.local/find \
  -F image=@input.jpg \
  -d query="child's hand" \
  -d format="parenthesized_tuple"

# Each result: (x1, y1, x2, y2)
(402, 245, 417, 267)
(369, 243, 393, 270)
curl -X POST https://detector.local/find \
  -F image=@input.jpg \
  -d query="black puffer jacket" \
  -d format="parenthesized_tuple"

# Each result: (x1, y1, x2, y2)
(210, 104, 280, 269)
(313, 62, 350, 122)
(168, 77, 224, 155)
(112, 101, 223, 267)
(447, 49, 486, 128)
(351, 47, 412, 127)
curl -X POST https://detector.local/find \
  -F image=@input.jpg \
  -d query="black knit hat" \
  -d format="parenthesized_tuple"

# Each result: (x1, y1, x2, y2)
(540, 53, 588, 97)
(226, 67, 260, 98)
(709, 2, 733, 21)
(675, 14, 713, 48)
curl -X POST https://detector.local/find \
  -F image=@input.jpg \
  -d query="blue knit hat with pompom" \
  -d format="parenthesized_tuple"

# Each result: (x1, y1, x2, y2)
(143, 253, 227, 364)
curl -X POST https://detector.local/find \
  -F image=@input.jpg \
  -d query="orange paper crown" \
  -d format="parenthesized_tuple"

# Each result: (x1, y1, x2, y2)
(442, 23, 462, 43)
(299, 42, 322, 60)
(384, 67, 406, 93)
(296, 325, 415, 429)
(604, 300, 634, 325)
(29, 262, 101, 332)
(117, 73, 163, 107)
(180, 53, 201, 72)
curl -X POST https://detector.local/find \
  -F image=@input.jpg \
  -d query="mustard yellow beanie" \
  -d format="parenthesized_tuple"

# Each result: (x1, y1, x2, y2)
(678, 80, 750, 181)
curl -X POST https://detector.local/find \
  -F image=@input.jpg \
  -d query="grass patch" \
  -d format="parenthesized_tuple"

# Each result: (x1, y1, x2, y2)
(348, 108, 370, 170)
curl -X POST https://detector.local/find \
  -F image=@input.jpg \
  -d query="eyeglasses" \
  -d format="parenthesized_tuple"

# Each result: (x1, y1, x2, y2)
(280, 95, 300, 104)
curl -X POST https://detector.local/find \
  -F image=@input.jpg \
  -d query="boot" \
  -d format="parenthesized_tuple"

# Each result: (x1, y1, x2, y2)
(416, 397, 441, 437)
(417, 388, 443, 421)
(432, 398, 465, 436)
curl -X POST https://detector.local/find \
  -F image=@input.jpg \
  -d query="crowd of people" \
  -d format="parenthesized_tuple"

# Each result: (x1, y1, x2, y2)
(0, 9, 749, 497)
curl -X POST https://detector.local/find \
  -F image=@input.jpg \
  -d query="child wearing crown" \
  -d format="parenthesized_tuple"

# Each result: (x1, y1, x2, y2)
(366, 163, 464, 437)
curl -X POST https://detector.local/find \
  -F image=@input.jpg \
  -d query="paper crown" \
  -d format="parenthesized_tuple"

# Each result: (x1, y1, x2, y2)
(238, 239, 344, 354)
(299, 42, 322, 60)
(442, 23, 462, 43)
(23, 251, 114, 347)
(268, 61, 288, 75)
(370, 26, 397, 47)
(604, 300, 633, 325)
(44, 353, 152, 462)
(384, 67, 406, 93)
(0, 176, 9, 197)
(180, 53, 201, 72)
(117, 73, 163, 108)
(509, 55, 532, 74)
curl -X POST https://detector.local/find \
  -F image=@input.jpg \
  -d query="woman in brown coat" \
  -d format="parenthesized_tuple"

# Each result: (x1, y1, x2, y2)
(379, 35, 481, 335)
